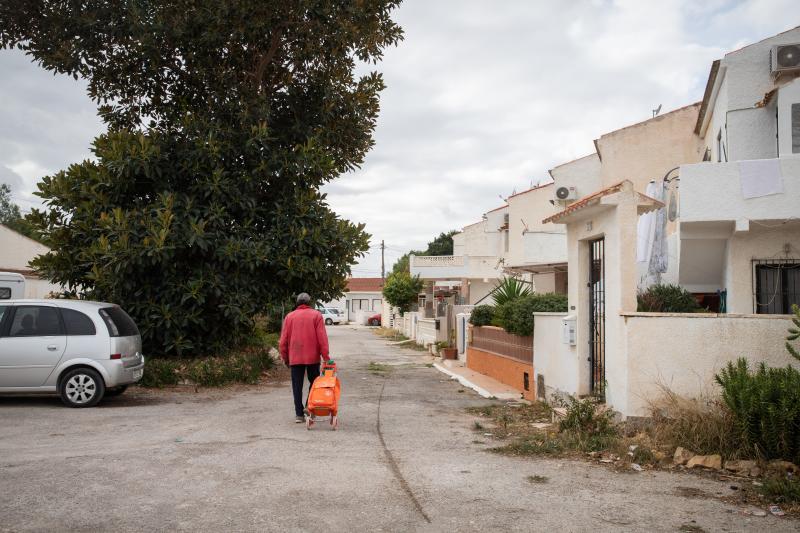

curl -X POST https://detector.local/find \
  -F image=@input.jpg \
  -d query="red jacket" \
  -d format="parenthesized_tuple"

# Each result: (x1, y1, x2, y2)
(279, 305, 330, 366)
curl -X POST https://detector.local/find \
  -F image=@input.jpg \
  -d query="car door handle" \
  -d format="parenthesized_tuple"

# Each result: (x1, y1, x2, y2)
(47, 345, 59, 351)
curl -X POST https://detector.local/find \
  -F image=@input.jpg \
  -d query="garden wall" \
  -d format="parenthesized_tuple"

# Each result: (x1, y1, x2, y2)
(620, 312, 797, 416)
(467, 326, 534, 400)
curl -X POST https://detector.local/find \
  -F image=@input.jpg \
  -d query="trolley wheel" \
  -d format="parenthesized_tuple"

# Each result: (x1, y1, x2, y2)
(306, 416, 314, 430)
(330, 415, 338, 430)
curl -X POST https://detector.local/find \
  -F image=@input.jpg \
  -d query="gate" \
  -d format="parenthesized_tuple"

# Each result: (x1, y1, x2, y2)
(589, 238, 605, 398)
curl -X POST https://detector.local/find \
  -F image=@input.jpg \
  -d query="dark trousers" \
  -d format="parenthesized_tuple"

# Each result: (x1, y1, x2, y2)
(290, 364, 320, 417)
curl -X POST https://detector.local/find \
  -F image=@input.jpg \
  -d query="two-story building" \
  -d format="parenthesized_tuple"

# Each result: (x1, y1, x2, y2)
(679, 28, 800, 314)
(410, 205, 508, 305)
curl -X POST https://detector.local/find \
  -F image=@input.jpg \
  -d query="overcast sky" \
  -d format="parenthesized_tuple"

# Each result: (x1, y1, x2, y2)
(0, 1, 796, 277)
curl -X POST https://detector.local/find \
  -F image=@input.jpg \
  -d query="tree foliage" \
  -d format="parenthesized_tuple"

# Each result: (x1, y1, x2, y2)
(0, 183, 39, 241)
(382, 271, 422, 312)
(391, 230, 457, 273)
(1, 1, 402, 354)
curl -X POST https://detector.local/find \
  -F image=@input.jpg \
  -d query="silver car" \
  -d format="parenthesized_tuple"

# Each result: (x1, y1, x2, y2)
(0, 299, 145, 407)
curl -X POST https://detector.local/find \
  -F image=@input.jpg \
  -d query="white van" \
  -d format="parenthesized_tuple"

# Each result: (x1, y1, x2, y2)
(0, 272, 25, 300)
(317, 306, 344, 325)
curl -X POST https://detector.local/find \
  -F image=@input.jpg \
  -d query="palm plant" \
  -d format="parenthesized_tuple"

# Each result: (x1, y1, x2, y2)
(491, 277, 531, 306)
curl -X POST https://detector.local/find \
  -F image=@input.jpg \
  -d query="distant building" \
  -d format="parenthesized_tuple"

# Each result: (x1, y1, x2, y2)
(0, 224, 61, 298)
(325, 277, 384, 322)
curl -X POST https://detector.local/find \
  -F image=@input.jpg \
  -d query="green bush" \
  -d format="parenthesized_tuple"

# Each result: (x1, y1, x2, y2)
(637, 283, 701, 313)
(558, 396, 619, 452)
(469, 305, 495, 327)
(715, 358, 800, 463)
(495, 293, 568, 336)
(140, 348, 277, 388)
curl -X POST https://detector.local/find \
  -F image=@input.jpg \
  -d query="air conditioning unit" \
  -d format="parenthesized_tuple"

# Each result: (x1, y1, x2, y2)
(771, 43, 800, 74)
(554, 186, 578, 202)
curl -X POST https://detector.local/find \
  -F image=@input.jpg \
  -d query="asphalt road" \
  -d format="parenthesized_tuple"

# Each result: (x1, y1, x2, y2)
(0, 326, 794, 532)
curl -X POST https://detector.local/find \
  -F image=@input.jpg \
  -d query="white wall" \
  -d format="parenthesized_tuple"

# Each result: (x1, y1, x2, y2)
(467, 279, 495, 305)
(533, 313, 578, 399)
(416, 318, 437, 347)
(724, 224, 800, 314)
(778, 78, 800, 157)
(700, 27, 800, 161)
(345, 291, 383, 321)
(681, 157, 800, 225)
(622, 312, 797, 417)
(549, 153, 602, 200)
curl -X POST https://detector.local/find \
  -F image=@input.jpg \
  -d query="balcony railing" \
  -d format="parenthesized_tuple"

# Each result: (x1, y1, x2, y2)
(411, 255, 465, 267)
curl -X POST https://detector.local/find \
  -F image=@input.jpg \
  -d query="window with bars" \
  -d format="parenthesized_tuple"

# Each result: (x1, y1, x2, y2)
(753, 259, 800, 314)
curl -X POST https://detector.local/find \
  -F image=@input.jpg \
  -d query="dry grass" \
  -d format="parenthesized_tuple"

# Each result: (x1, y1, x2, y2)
(646, 387, 742, 459)
(373, 327, 408, 342)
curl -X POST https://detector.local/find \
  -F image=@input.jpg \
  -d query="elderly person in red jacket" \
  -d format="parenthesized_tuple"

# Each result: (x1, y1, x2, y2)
(279, 292, 330, 423)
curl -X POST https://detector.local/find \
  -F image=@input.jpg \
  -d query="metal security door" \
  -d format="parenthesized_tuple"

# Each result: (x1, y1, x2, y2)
(589, 238, 605, 398)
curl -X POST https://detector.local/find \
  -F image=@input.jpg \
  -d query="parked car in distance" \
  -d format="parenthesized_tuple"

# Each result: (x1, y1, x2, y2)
(0, 299, 145, 407)
(368, 313, 381, 326)
(317, 306, 343, 325)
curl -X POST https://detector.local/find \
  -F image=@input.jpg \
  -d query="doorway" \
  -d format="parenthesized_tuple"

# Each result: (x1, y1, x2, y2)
(588, 238, 605, 399)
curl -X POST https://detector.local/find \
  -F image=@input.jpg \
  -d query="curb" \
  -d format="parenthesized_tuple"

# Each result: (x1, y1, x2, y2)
(432, 362, 519, 400)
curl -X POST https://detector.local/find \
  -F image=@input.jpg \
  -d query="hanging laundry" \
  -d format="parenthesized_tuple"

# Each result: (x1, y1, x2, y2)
(739, 158, 783, 199)
(636, 181, 659, 263)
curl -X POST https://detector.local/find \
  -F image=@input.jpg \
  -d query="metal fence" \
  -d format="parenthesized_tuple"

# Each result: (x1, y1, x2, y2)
(470, 326, 533, 364)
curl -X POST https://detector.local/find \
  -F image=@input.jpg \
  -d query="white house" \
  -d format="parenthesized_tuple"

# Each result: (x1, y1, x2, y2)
(325, 277, 384, 323)
(0, 224, 61, 298)
(679, 26, 800, 314)
(410, 205, 507, 305)
(533, 27, 800, 417)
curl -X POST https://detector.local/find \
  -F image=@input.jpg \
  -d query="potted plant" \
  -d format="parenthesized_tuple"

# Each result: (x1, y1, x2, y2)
(440, 331, 458, 360)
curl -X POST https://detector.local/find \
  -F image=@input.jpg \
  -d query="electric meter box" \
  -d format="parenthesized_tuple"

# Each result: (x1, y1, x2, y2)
(562, 315, 576, 345)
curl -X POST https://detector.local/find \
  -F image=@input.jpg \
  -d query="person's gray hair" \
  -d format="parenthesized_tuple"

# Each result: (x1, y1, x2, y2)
(296, 292, 311, 305)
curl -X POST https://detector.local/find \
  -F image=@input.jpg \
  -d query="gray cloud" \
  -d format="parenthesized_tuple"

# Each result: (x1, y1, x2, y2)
(0, 0, 795, 277)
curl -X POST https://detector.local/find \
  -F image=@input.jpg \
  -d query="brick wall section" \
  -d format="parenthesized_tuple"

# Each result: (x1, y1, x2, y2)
(467, 347, 535, 400)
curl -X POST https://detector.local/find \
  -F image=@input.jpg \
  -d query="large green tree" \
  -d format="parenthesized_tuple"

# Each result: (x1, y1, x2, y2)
(382, 271, 423, 312)
(1, 1, 402, 354)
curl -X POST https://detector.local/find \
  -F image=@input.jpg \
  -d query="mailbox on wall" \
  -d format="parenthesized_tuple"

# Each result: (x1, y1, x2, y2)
(561, 315, 576, 345)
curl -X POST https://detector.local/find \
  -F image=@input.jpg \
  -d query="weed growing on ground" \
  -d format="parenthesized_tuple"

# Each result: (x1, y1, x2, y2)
(473, 421, 485, 431)
(647, 388, 742, 459)
(373, 327, 409, 342)
(759, 476, 800, 504)
(393, 340, 428, 352)
(367, 362, 391, 375)
(526, 475, 549, 484)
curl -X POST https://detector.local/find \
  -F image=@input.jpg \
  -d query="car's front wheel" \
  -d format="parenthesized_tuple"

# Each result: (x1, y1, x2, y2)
(325, 318, 333, 325)
(370, 319, 380, 326)
(59, 368, 105, 408)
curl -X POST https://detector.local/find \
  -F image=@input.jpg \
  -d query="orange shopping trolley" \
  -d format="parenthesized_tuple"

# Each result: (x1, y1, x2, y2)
(305, 360, 341, 430)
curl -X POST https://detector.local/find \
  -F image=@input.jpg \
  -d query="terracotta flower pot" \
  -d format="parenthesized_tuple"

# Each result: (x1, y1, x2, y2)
(441, 347, 458, 360)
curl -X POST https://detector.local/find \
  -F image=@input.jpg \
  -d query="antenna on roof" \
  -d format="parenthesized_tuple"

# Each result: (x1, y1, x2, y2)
(652, 104, 662, 118)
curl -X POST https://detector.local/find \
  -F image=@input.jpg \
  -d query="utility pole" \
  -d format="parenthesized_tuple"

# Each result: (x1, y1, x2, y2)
(381, 240, 385, 280)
